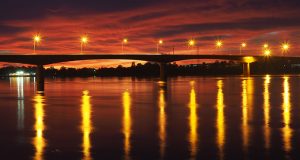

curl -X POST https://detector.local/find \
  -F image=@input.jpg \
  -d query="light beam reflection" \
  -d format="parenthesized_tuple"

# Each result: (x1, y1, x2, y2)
(158, 87, 167, 158)
(81, 90, 93, 160)
(188, 81, 198, 159)
(216, 80, 225, 160)
(263, 75, 271, 149)
(122, 91, 132, 160)
(282, 76, 292, 152)
(241, 77, 253, 151)
(17, 77, 25, 130)
(32, 93, 46, 160)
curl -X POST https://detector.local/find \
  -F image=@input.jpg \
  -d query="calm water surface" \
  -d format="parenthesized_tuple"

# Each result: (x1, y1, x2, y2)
(1, 75, 300, 160)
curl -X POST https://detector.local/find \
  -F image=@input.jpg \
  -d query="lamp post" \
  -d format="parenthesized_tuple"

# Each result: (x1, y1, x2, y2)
(264, 49, 271, 56)
(157, 39, 163, 54)
(216, 40, 223, 54)
(263, 48, 271, 73)
(188, 39, 197, 54)
(281, 42, 290, 55)
(33, 34, 41, 54)
(122, 38, 128, 54)
(263, 43, 269, 49)
(240, 42, 247, 55)
(80, 35, 88, 54)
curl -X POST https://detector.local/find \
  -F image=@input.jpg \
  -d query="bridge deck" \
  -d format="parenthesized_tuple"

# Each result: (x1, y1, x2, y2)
(0, 54, 298, 65)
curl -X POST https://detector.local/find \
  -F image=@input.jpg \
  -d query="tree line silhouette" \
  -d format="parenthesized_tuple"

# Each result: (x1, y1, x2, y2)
(0, 60, 299, 77)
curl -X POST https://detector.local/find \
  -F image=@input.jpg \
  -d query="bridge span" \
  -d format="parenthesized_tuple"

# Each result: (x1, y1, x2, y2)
(1, 54, 300, 65)
(1, 54, 299, 91)
(0, 54, 261, 64)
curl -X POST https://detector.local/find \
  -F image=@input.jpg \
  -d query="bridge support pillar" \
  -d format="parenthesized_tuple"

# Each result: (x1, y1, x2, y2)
(36, 64, 45, 92)
(159, 62, 167, 82)
(243, 63, 251, 76)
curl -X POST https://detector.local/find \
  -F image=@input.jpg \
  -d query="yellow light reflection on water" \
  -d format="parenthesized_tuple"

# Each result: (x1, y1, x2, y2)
(241, 78, 253, 150)
(216, 80, 225, 159)
(263, 75, 271, 149)
(122, 91, 131, 160)
(33, 94, 46, 160)
(158, 88, 167, 157)
(188, 81, 198, 158)
(282, 76, 292, 152)
(81, 90, 93, 160)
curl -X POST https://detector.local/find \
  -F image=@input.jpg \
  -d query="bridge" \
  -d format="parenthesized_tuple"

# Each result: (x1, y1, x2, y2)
(1, 54, 299, 91)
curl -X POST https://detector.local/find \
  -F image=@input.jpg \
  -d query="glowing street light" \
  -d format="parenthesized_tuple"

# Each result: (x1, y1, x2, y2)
(216, 40, 223, 48)
(263, 43, 269, 49)
(241, 42, 247, 48)
(33, 34, 41, 54)
(157, 39, 163, 54)
(188, 39, 195, 47)
(80, 35, 88, 54)
(215, 40, 223, 54)
(122, 38, 128, 54)
(281, 42, 290, 54)
(188, 39, 199, 54)
(159, 39, 163, 45)
(264, 49, 271, 56)
(240, 42, 247, 55)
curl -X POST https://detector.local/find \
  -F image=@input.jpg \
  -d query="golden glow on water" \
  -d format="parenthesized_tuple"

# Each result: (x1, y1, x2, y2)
(81, 90, 93, 160)
(122, 91, 132, 160)
(263, 75, 271, 149)
(33, 94, 46, 160)
(282, 76, 292, 152)
(241, 78, 253, 149)
(216, 80, 225, 159)
(188, 81, 198, 158)
(158, 88, 167, 157)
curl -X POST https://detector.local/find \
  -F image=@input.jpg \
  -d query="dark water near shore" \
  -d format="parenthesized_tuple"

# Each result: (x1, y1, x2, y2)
(1, 75, 300, 160)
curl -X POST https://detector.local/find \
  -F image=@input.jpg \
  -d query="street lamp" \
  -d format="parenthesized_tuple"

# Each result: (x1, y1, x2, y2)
(33, 34, 41, 54)
(80, 35, 88, 54)
(263, 43, 269, 49)
(188, 39, 199, 54)
(216, 40, 223, 48)
(188, 39, 195, 47)
(240, 42, 247, 55)
(215, 40, 223, 54)
(281, 42, 289, 54)
(122, 38, 128, 54)
(157, 39, 163, 54)
(264, 49, 271, 56)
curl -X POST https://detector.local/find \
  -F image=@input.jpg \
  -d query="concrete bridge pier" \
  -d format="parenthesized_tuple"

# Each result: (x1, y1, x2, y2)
(36, 64, 45, 92)
(159, 62, 167, 82)
(243, 63, 251, 76)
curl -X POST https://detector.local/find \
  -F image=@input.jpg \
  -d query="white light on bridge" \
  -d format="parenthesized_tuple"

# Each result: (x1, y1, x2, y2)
(9, 71, 34, 77)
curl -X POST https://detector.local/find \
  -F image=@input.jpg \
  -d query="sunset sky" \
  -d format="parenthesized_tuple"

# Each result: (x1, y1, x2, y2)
(0, 0, 300, 67)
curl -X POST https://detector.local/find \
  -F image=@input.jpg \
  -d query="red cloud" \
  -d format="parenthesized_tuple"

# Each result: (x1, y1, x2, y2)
(0, 1, 299, 67)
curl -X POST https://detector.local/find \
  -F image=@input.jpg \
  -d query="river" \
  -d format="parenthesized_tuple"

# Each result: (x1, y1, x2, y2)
(0, 75, 300, 159)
